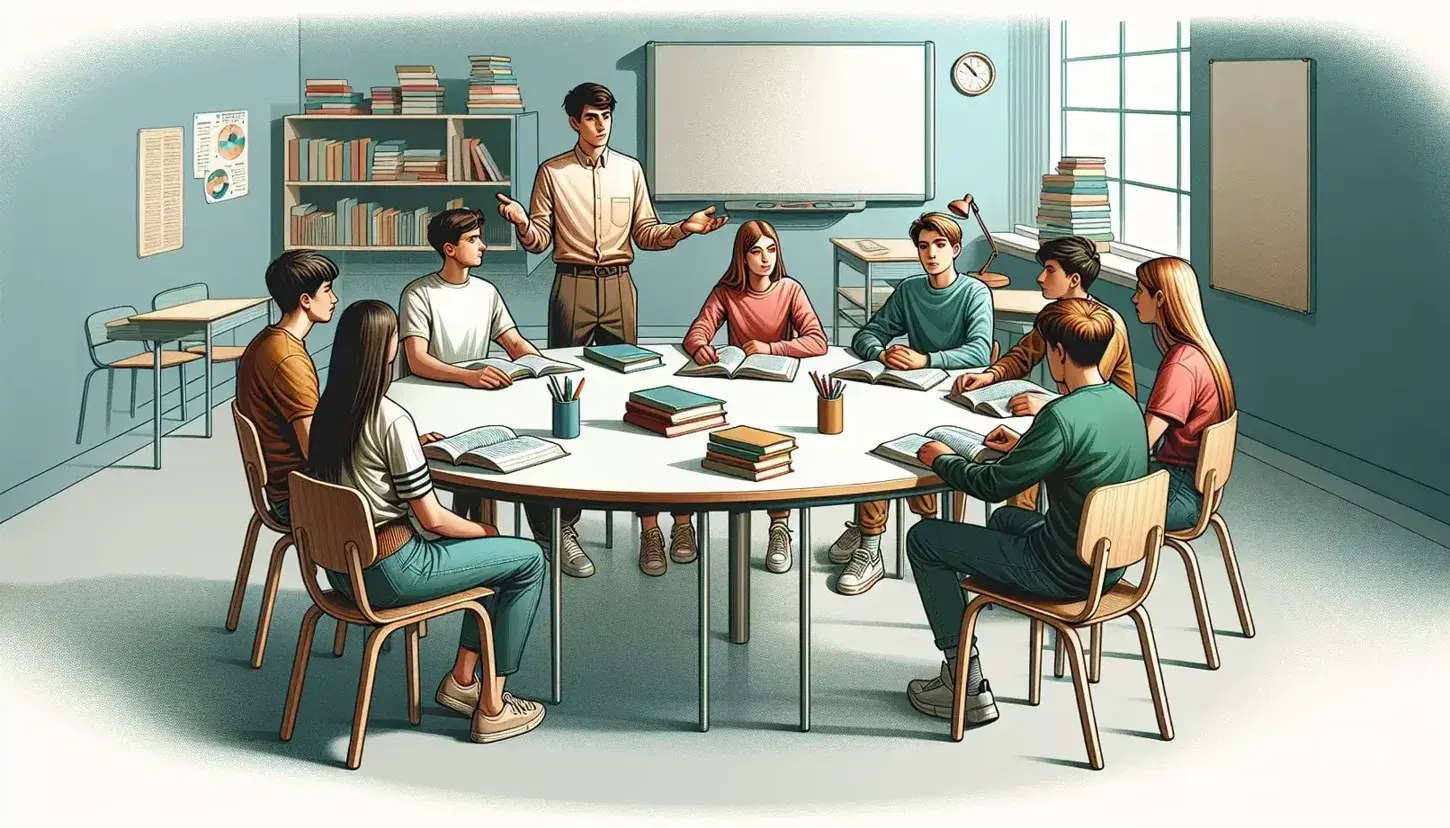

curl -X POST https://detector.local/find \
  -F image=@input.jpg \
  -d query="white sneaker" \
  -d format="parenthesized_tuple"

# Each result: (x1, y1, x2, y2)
(765, 521, 793, 573)
(835, 547, 884, 596)
(829, 522, 863, 565)
(470, 691, 546, 744)
(538, 523, 594, 578)
(907, 661, 1000, 725)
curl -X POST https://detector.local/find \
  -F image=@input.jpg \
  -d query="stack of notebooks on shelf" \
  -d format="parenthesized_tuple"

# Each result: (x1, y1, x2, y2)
(624, 386, 726, 437)
(702, 426, 796, 481)
(304, 79, 368, 115)
(467, 55, 525, 113)
(400, 148, 447, 181)
(287, 138, 378, 181)
(580, 344, 663, 373)
(455, 137, 506, 182)
(371, 140, 406, 180)
(371, 86, 401, 115)
(1037, 156, 1113, 251)
(397, 65, 444, 114)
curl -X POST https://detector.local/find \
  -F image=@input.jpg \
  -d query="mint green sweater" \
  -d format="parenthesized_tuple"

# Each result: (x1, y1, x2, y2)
(850, 273, 995, 369)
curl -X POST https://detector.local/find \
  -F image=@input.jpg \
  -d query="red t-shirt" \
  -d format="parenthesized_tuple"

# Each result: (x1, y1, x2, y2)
(1147, 344, 1222, 469)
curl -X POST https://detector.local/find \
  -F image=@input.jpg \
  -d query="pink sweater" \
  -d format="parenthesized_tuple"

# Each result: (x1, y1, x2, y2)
(683, 278, 828, 359)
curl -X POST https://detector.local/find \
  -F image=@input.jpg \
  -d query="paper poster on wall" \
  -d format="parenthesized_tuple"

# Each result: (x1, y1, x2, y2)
(193, 110, 249, 202)
(138, 127, 184, 258)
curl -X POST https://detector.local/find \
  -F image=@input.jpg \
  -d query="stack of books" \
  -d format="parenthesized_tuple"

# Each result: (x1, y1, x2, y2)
(400, 148, 447, 181)
(624, 386, 727, 437)
(371, 86, 401, 115)
(467, 55, 525, 114)
(371, 140, 406, 180)
(397, 65, 444, 114)
(703, 426, 796, 481)
(580, 344, 663, 373)
(304, 79, 368, 115)
(1036, 156, 1113, 251)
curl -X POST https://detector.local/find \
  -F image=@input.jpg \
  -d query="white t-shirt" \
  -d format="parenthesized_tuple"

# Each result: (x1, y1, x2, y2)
(337, 397, 439, 540)
(398, 272, 517, 366)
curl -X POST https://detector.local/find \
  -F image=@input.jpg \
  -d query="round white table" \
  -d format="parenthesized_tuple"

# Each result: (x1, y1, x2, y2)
(387, 345, 1032, 732)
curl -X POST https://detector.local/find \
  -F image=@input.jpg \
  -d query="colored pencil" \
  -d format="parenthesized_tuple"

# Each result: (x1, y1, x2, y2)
(572, 378, 586, 400)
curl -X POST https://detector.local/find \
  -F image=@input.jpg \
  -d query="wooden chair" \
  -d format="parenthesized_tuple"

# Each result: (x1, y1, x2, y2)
(282, 471, 497, 770)
(76, 305, 202, 444)
(951, 470, 1172, 770)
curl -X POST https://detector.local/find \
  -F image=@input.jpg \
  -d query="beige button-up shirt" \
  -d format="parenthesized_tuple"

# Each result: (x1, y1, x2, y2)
(518, 145, 688, 267)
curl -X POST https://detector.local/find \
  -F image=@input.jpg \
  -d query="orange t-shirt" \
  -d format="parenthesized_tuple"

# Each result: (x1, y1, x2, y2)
(1147, 343, 1221, 469)
(235, 326, 319, 504)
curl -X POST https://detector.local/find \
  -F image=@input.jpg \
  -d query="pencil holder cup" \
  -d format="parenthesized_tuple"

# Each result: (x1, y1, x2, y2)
(552, 398, 580, 439)
(817, 396, 844, 435)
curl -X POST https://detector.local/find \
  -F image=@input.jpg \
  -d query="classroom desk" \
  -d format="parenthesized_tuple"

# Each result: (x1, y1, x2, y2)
(387, 345, 1032, 733)
(105, 297, 271, 469)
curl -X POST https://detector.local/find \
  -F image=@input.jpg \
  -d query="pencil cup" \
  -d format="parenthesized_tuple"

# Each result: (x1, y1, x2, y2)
(551, 398, 580, 439)
(817, 396, 844, 435)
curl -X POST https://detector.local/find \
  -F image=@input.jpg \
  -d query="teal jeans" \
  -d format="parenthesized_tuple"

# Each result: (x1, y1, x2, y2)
(1152, 460, 1203, 532)
(326, 533, 545, 675)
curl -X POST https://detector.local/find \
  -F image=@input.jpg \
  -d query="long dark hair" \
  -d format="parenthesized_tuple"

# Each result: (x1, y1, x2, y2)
(309, 300, 399, 483)
(718, 220, 787, 292)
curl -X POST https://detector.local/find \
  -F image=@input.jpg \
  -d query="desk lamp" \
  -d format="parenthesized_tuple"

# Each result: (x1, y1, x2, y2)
(948, 194, 1012, 289)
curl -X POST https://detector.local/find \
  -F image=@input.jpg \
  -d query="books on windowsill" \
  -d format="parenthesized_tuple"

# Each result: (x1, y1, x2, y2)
(830, 360, 948, 391)
(674, 345, 799, 382)
(1036, 155, 1114, 251)
(456, 354, 581, 380)
(624, 386, 727, 436)
(703, 426, 796, 481)
(945, 379, 1060, 417)
(422, 425, 568, 473)
(580, 343, 664, 373)
(871, 425, 1003, 468)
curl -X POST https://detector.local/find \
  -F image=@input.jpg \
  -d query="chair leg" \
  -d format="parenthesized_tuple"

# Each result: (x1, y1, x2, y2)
(1129, 605, 1174, 741)
(105, 369, 115, 433)
(333, 619, 348, 657)
(464, 602, 499, 700)
(251, 534, 294, 669)
(1029, 618, 1044, 706)
(951, 492, 966, 523)
(280, 604, 324, 742)
(419, 619, 428, 638)
(226, 514, 263, 632)
(1089, 624, 1103, 683)
(1210, 513, 1255, 638)
(1054, 628, 1067, 678)
(346, 625, 391, 770)
(1055, 623, 1104, 770)
(75, 369, 100, 444)
(1167, 537, 1220, 669)
(950, 595, 991, 741)
(178, 363, 188, 421)
(405, 623, 422, 726)
(129, 369, 138, 418)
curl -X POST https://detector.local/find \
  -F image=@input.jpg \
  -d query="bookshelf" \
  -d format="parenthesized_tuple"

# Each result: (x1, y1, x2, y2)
(281, 113, 541, 269)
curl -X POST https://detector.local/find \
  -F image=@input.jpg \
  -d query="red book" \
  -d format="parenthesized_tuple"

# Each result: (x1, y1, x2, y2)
(624, 400, 726, 425)
(623, 411, 727, 437)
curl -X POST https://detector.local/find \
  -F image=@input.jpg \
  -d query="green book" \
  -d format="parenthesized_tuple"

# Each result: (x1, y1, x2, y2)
(581, 343, 663, 373)
(628, 385, 726, 414)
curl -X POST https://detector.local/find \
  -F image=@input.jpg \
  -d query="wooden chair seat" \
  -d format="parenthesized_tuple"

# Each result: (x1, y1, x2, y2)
(962, 577, 1141, 625)
(314, 584, 495, 627)
(109, 350, 203, 369)
(185, 344, 248, 362)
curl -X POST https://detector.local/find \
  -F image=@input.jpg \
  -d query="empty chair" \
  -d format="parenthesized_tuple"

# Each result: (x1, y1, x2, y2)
(76, 305, 201, 444)
(154, 282, 247, 380)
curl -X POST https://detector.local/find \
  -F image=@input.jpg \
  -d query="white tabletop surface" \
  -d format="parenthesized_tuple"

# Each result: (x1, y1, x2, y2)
(386, 345, 1033, 507)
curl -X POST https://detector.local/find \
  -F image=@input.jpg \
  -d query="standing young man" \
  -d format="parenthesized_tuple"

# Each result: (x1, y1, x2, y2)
(495, 82, 728, 576)
(235, 250, 340, 525)
(828, 211, 996, 596)
(398, 208, 595, 578)
(952, 235, 1136, 512)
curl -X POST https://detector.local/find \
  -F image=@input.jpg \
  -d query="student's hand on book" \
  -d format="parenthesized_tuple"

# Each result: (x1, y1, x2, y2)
(466, 365, 514, 389)
(1008, 392, 1051, 416)
(692, 345, 719, 365)
(682, 205, 728, 235)
(984, 426, 1021, 453)
(883, 344, 927, 370)
(495, 194, 528, 229)
(953, 372, 994, 394)
(741, 340, 771, 356)
(916, 440, 956, 467)
(418, 432, 445, 446)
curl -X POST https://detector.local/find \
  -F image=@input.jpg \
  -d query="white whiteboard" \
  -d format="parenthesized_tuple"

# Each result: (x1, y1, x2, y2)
(646, 42, 934, 201)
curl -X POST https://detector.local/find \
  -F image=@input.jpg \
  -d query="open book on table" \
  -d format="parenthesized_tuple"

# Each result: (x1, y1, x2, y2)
(946, 379, 1061, 417)
(871, 425, 1004, 469)
(459, 353, 581, 380)
(421, 425, 568, 474)
(831, 360, 948, 391)
(674, 345, 799, 382)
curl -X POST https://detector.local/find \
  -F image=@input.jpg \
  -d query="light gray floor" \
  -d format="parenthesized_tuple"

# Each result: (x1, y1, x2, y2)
(2, 404, 1449, 823)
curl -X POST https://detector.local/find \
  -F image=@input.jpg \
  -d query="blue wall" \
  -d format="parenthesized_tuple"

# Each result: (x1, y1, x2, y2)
(297, 14, 1018, 338)
(0, 23, 299, 499)
(1190, 21, 1450, 524)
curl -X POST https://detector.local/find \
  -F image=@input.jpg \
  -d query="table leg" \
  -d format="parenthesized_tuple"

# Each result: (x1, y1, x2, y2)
(799, 506, 812, 732)
(551, 506, 562, 704)
(864, 269, 874, 326)
(832, 256, 840, 346)
(204, 323, 214, 438)
(728, 511, 751, 644)
(515, 502, 523, 537)
(894, 497, 906, 579)
(152, 343, 163, 470)
(698, 511, 709, 733)
(605, 510, 614, 549)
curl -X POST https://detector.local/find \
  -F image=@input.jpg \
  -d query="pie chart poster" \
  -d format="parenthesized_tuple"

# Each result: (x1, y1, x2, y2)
(194, 110, 249, 203)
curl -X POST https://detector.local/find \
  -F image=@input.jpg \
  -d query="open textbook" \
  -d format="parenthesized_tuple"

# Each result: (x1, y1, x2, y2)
(831, 360, 948, 391)
(946, 379, 1061, 417)
(871, 425, 1005, 469)
(674, 345, 799, 382)
(421, 425, 568, 474)
(459, 354, 581, 380)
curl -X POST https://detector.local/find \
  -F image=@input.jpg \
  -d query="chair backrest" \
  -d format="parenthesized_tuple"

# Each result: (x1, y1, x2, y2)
(1194, 410, 1239, 512)
(84, 305, 144, 367)
(153, 282, 208, 311)
(288, 471, 380, 573)
(231, 402, 278, 525)
(990, 339, 1000, 364)
(1075, 469, 1170, 570)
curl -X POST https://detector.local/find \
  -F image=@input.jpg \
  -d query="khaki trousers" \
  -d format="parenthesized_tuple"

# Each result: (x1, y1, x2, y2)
(548, 266, 638, 348)
(857, 495, 939, 536)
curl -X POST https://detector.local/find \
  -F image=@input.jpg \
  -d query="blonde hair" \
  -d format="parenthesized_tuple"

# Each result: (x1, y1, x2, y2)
(718, 220, 786, 292)
(1135, 257, 1236, 418)
(1035, 297, 1115, 367)
(908, 212, 963, 246)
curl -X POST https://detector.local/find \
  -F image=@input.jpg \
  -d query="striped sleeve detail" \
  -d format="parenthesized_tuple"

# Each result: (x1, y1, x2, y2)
(391, 464, 433, 500)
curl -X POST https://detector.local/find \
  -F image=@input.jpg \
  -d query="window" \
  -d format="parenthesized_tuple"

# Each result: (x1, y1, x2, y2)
(1048, 20, 1190, 259)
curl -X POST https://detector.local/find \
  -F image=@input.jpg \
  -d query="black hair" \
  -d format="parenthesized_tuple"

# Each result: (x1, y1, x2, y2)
(426, 208, 486, 259)
(1035, 236, 1102, 290)
(265, 250, 338, 313)
(309, 300, 399, 484)
(563, 83, 617, 120)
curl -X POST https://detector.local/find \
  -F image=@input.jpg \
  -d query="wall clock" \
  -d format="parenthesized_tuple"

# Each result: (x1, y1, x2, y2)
(952, 51, 996, 96)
